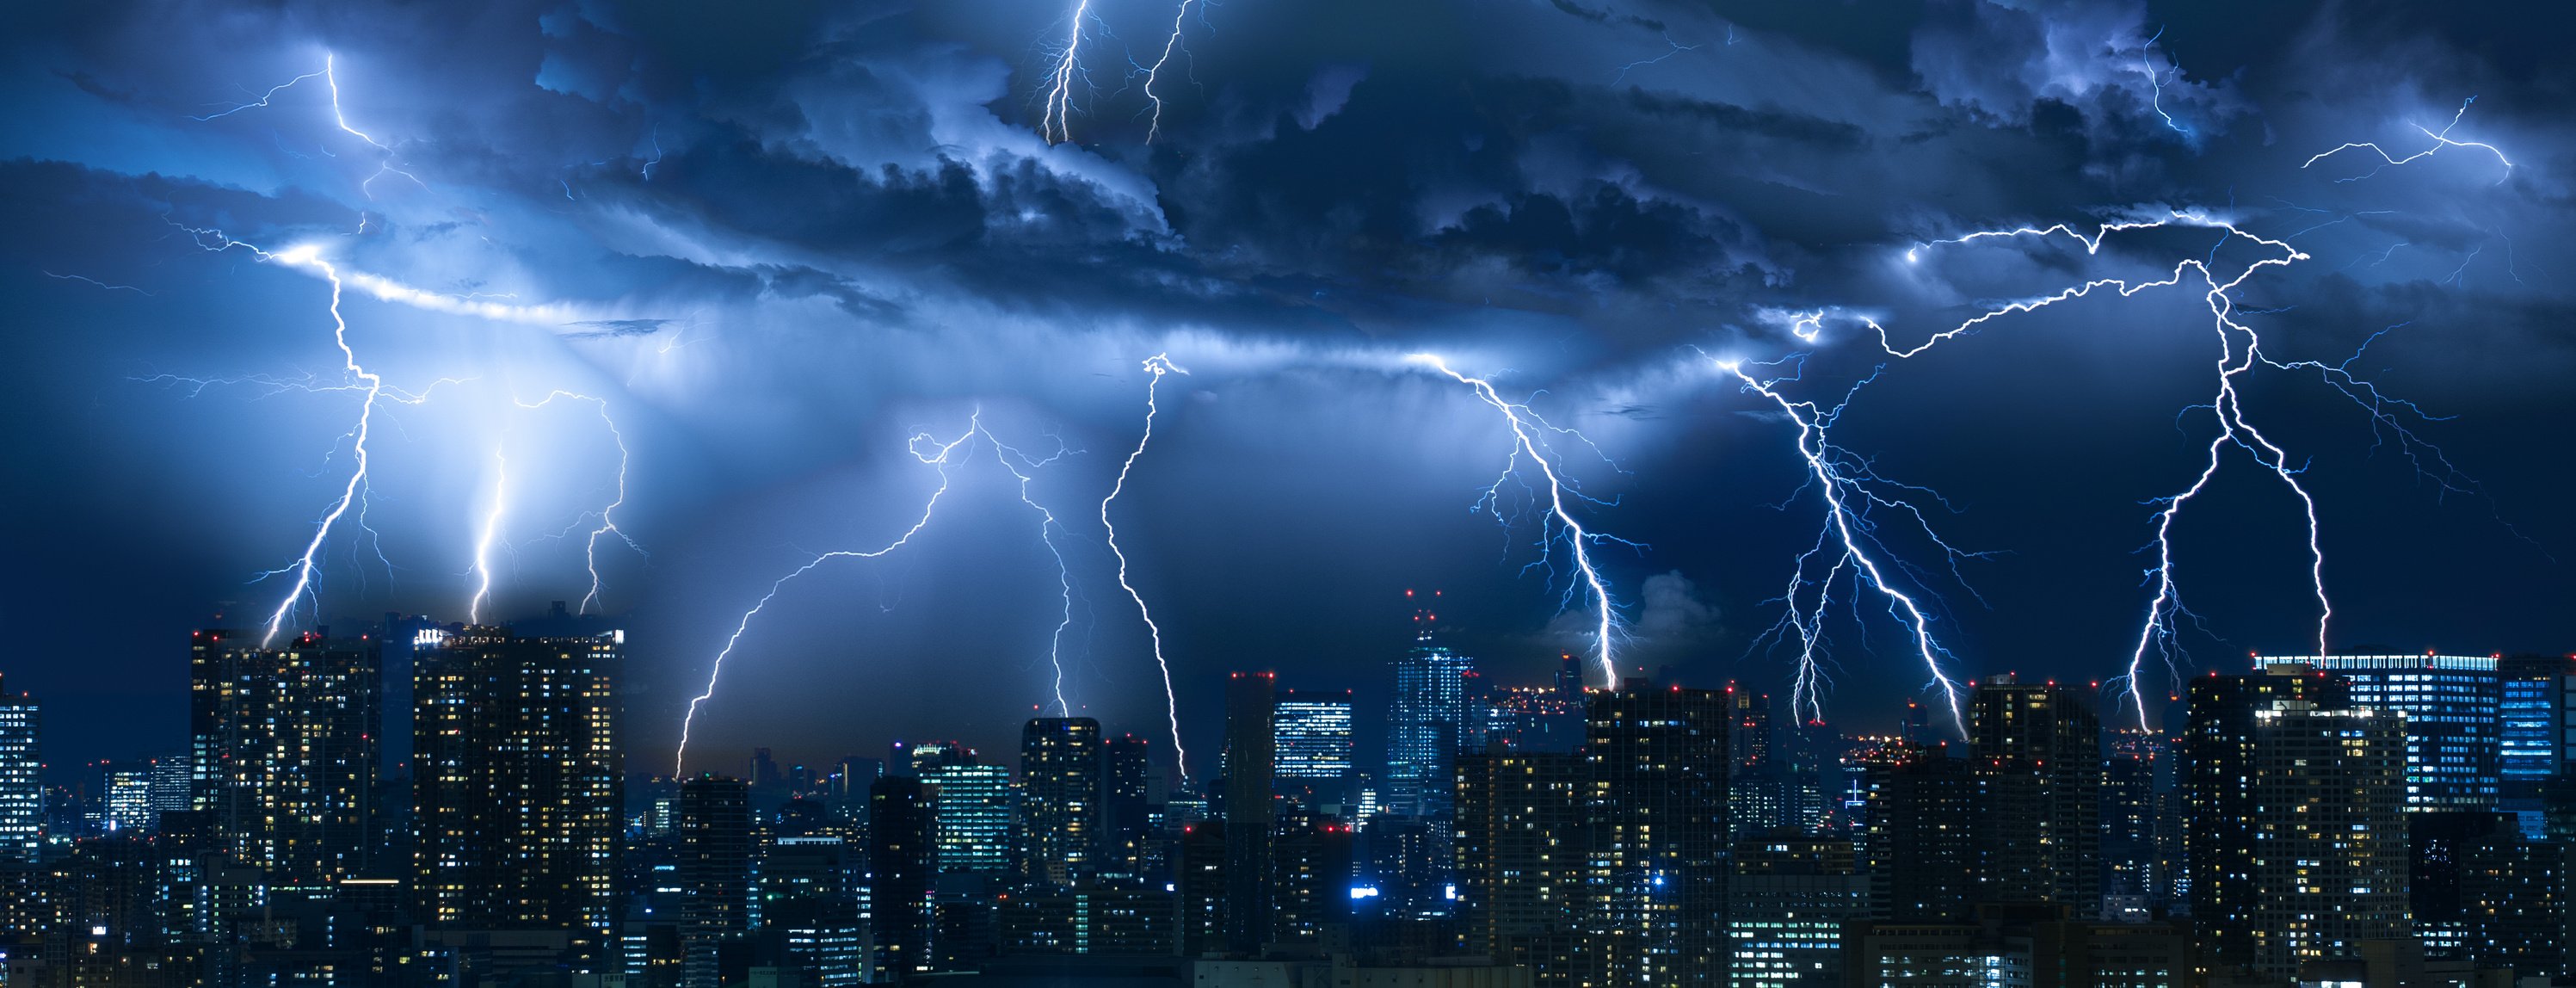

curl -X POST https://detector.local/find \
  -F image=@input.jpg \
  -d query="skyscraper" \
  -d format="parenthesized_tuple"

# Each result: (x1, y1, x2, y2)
(2099, 730, 2176, 919)
(2410, 811, 2562, 978)
(2499, 655, 2571, 782)
(2259, 652, 2501, 810)
(0, 675, 36, 862)
(1725, 834, 1868, 988)
(1385, 629, 1474, 821)
(1859, 741, 1979, 923)
(1101, 733, 1154, 878)
(1019, 716, 1103, 886)
(677, 775, 753, 988)
(188, 628, 380, 885)
(1221, 671, 1277, 955)
(1581, 681, 1729, 988)
(1273, 689, 1355, 783)
(411, 626, 622, 961)
(1456, 748, 1586, 985)
(1966, 676, 2102, 912)
(867, 776, 937, 981)
(102, 767, 151, 833)
(2185, 668, 2405, 979)
(915, 744, 1014, 876)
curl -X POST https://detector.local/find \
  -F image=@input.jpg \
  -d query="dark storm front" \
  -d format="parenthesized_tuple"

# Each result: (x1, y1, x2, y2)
(8, 614, 2574, 988)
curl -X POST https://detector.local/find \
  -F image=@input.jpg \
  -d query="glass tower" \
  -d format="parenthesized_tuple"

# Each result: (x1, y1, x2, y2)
(1273, 690, 1354, 781)
(0, 675, 36, 861)
(2259, 654, 2501, 811)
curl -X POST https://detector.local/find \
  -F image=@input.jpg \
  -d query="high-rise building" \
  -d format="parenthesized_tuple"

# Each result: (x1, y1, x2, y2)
(761, 836, 866, 988)
(1860, 741, 1980, 923)
(2259, 653, 2501, 810)
(1966, 676, 2102, 912)
(1727, 684, 1787, 838)
(188, 628, 380, 885)
(1222, 671, 1277, 955)
(2410, 811, 2561, 979)
(1456, 748, 1586, 985)
(678, 775, 753, 988)
(2184, 668, 2406, 979)
(1019, 717, 1103, 886)
(0, 676, 36, 862)
(867, 776, 936, 981)
(915, 745, 1014, 876)
(1581, 681, 1729, 988)
(1273, 689, 1355, 783)
(1725, 833, 1868, 988)
(2500, 655, 2571, 782)
(2098, 730, 2176, 920)
(1101, 734, 1154, 878)
(411, 626, 622, 961)
(1386, 628, 1475, 822)
(102, 767, 151, 834)
(1269, 806, 1355, 946)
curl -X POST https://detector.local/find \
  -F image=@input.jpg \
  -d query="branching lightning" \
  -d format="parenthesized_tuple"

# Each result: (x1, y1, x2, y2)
(989, 430, 1082, 718)
(1408, 355, 1634, 691)
(2302, 97, 2513, 184)
(1717, 356, 1973, 730)
(676, 418, 984, 775)
(1040, 1, 1099, 144)
(1143, 0, 1200, 141)
(515, 391, 647, 614)
(1102, 355, 1192, 780)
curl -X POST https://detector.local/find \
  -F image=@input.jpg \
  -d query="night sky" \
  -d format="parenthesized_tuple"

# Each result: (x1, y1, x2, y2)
(4, 0, 2570, 779)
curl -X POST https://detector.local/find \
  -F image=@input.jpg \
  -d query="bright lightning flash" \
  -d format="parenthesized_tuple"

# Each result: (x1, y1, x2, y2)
(1101, 355, 1192, 781)
(1408, 355, 1633, 691)
(467, 448, 508, 624)
(2302, 97, 2514, 184)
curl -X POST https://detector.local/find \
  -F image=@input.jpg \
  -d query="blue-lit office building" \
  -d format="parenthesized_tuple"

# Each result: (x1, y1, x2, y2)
(1275, 689, 1355, 781)
(2500, 654, 2572, 781)
(2259, 654, 2501, 811)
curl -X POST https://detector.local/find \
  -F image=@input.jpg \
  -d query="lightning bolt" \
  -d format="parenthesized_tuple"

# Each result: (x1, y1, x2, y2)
(1408, 355, 1632, 690)
(675, 417, 985, 775)
(1716, 356, 1972, 731)
(989, 430, 1082, 718)
(1143, 0, 1199, 141)
(2302, 96, 2513, 184)
(195, 53, 421, 196)
(467, 448, 508, 625)
(172, 230, 383, 647)
(513, 391, 647, 614)
(1040, 1, 1099, 144)
(1101, 355, 1192, 781)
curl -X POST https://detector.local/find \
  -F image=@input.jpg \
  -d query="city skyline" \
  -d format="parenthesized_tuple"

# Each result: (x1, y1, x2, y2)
(5, 1, 2574, 774)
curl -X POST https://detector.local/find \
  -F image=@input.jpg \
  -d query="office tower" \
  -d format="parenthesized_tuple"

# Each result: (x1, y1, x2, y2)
(411, 627, 622, 960)
(2500, 655, 2571, 781)
(1101, 734, 1154, 877)
(1860, 741, 1979, 923)
(1482, 679, 1584, 754)
(188, 628, 380, 885)
(1456, 748, 1586, 984)
(2098, 730, 2175, 919)
(1019, 716, 1103, 886)
(1385, 628, 1475, 821)
(0, 676, 35, 862)
(1725, 834, 1867, 988)
(102, 767, 151, 833)
(146, 755, 192, 818)
(1581, 681, 1729, 988)
(1273, 689, 1355, 785)
(1221, 671, 1277, 955)
(679, 775, 753, 988)
(1966, 675, 2103, 911)
(916, 745, 1014, 875)
(2259, 652, 2501, 810)
(1727, 684, 1789, 838)
(867, 776, 936, 980)
(761, 836, 866, 988)
(835, 756, 884, 798)
(751, 748, 784, 791)
(2410, 811, 2561, 978)
(2185, 669, 2405, 979)
(1176, 822, 1228, 957)
(1270, 806, 1354, 946)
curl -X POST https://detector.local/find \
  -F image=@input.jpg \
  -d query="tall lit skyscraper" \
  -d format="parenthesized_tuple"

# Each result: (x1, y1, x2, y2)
(1859, 741, 1978, 923)
(677, 775, 752, 988)
(0, 675, 36, 862)
(102, 767, 151, 833)
(1386, 624, 1475, 821)
(1581, 681, 1729, 988)
(1019, 717, 1102, 886)
(2259, 653, 2501, 810)
(915, 744, 1014, 876)
(1725, 834, 1868, 988)
(412, 626, 622, 962)
(1457, 748, 1586, 985)
(188, 628, 380, 885)
(2100, 730, 2177, 919)
(1273, 689, 1354, 781)
(2185, 667, 2405, 979)
(1101, 733, 1153, 877)
(1966, 675, 2102, 911)
(2499, 655, 2570, 781)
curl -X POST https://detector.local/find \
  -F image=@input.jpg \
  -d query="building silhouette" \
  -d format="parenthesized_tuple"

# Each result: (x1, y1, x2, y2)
(410, 625, 623, 962)
(1220, 671, 1277, 955)
(1965, 675, 2102, 913)
(867, 775, 937, 980)
(677, 775, 752, 988)
(1725, 833, 1867, 988)
(1581, 681, 1729, 988)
